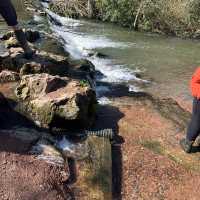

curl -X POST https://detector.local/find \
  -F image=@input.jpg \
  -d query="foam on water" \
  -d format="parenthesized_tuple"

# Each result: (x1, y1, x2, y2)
(33, 15, 44, 22)
(98, 97, 112, 105)
(52, 26, 129, 59)
(90, 57, 143, 83)
(50, 23, 141, 83)
(128, 85, 143, 93)
(43, 8, 148, 103)
(56, 136, 89, 159)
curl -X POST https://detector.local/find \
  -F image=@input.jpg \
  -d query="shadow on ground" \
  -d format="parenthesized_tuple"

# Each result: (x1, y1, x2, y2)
(0, 91, 125, 199)
(0, 92, 78, 200)
(92, 104, 125, 200)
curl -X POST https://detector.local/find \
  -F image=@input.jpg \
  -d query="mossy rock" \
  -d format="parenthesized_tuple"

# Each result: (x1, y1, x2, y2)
(5, 37, 20, 49)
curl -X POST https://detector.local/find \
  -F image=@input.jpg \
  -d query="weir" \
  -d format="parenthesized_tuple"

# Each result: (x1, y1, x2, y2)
(1, 0, 200, 199)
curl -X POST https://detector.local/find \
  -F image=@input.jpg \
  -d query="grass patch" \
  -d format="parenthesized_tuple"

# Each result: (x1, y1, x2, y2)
(141, 140, 165, 155)
(167, 153, 200, 172)
(141, 140, 200, 171)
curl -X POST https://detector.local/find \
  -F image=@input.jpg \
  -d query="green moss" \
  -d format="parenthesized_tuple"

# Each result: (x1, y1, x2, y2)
(84, 137, 112, 195)
(86, 166, 111, 193)
(141, 140, 165, 155)
(80, 79, 90, 87)
(31, 102, 54, 125)
(141, 140, 200, 172)
(167, 154, 200, 172)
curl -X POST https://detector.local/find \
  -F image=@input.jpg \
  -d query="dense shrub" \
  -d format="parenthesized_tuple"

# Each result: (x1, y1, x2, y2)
(49, 0, 200, 38)
(49, 0, 88, 18)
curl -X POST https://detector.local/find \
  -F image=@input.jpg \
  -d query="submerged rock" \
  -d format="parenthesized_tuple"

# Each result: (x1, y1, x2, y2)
(15, 73, 96, 130)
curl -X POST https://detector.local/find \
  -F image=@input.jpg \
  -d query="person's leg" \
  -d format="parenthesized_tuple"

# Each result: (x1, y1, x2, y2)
(0, 0, 18, 27)
(180, 98, 200, 153)
(186, 98, 200, 141)
(0, 2, 34, 59)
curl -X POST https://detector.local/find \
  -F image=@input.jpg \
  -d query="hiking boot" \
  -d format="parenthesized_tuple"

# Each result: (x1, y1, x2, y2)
(180, 138, 194, 153)
(14, 29, 35, 59)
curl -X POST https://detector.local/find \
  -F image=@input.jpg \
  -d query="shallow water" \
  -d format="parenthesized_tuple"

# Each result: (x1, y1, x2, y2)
(2, 0, 199, 103)
(43, 10, 199, 102)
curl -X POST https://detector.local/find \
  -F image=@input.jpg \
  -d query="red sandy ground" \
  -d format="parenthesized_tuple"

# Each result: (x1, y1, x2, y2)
(2, 82, 200, 199)
(0, 133, 72, 200)
(115, 98, 200, 200)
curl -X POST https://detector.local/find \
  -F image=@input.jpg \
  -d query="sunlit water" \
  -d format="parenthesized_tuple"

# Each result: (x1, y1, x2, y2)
(43, 8, 200, 103)
(2, 0, 200, 103)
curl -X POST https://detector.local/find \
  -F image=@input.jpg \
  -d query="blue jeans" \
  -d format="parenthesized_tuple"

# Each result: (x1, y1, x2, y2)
(0, 0, 18, 26)
(186, 98, 200, 141)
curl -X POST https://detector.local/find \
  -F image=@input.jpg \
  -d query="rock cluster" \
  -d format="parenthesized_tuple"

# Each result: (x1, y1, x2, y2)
(0, 30, 97, 132)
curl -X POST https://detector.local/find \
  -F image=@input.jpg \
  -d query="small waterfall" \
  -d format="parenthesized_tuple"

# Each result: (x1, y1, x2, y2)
(43, 8, 148, 104)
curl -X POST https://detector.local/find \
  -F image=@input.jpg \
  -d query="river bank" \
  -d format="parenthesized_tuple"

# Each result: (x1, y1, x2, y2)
(49, 0, 200, 39)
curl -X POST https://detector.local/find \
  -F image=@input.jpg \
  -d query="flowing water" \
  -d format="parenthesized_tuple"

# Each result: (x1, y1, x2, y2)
(2, 0, 200, 103)
(0, 1, 199, 198)
(42, 7, 200, 104)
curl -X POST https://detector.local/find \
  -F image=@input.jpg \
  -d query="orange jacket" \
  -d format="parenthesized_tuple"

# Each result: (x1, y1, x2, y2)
(191, 67, 200, 99)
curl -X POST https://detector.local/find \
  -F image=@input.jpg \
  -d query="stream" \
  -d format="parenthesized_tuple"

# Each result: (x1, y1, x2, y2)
(0, 1, 199, 199)
(41, 3, 200, 106)
(1, 0, 199, 105)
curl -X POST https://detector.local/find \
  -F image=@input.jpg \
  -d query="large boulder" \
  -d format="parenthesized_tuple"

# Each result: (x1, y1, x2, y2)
(15, 73, 97, 130)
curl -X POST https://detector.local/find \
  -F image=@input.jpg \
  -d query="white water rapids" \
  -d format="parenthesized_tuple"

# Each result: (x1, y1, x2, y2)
(28, 4, 150, 163)
(40, 8, 149, 104)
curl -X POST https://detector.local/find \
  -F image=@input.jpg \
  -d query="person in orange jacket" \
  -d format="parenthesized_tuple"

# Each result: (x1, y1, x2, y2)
(0, 0, 34, 59)
(180, 67, 200, 153)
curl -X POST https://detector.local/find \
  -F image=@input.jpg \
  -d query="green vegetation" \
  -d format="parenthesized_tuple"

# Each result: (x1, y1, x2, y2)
(141, 140, 165, 155)
(140, 139, 200, 172)
(50, 0, 200, 38)
(79, 79, 90, 87)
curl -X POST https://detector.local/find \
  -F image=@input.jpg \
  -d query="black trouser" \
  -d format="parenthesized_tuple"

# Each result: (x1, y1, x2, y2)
(0, 0, 18, 26)
(186, 97, 200, 141)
